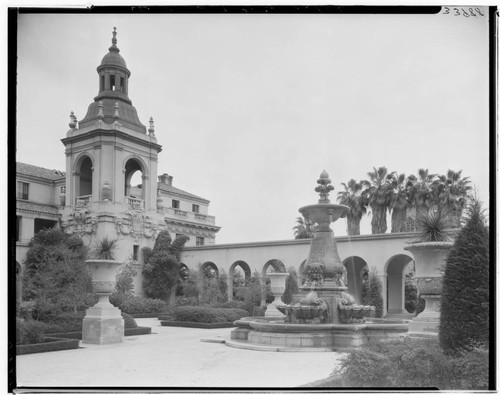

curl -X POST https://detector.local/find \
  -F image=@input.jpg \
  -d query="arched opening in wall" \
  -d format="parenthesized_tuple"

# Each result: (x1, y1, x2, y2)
(386, 254, 414, 315)
(343, 256, 368, 304)
(201, 261, 219, 279)
(297, 259, 307, 285)
(228, 260, 251, 301)
(179, 263, 189, 281)
(124, 158, 145, 208)
(75, 155, 93, 203)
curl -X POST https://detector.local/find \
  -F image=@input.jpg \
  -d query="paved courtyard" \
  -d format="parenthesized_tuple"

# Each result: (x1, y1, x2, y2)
(16, 318, 345, 389)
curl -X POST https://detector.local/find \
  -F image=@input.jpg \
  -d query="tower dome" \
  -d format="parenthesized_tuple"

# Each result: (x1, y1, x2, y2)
(78, 27, 147, 134)
(99, 27, 129, 71)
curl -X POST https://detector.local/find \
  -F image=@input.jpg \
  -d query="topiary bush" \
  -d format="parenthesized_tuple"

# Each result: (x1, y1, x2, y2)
(282, 267, 299, 304)
(173, 306, 248, 323)
(440, 198, 489, 355)
(334, 337, 489, 389)
(361, 267, 384, 317)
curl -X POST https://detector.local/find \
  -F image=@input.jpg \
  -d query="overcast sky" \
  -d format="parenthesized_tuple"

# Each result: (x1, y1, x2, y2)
(16, 10, 490, 244)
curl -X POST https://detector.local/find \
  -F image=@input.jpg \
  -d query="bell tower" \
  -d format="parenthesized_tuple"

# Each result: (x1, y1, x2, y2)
(60, 28, 166, 293)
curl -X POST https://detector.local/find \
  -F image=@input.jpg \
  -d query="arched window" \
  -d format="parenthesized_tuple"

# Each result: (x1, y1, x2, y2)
(124, 158, 144, 208)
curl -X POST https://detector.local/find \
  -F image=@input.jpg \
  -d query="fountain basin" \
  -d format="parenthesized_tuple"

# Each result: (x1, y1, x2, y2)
(229, 316, 409, 350)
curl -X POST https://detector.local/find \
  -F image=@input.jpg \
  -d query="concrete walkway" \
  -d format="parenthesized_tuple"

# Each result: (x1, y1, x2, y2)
(16, 318, 345, 389)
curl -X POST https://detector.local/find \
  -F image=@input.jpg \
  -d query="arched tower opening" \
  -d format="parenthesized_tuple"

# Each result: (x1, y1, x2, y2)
(74, 155, 93, 203)
(124, 158, 145, 206)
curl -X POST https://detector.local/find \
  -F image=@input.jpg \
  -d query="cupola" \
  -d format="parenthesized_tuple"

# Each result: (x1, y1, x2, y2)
(78, 27, 147, 134)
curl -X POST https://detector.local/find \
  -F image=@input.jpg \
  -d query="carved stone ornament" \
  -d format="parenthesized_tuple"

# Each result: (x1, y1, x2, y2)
(114, 210, 162, 241)
(61, 208, 98, 237)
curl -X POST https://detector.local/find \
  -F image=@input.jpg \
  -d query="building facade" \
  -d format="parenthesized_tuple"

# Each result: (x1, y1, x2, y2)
(15, 28, 220, 295)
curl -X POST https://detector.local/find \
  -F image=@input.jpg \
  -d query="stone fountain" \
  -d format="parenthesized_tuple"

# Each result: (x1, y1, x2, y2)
(227, 171, 408, 351)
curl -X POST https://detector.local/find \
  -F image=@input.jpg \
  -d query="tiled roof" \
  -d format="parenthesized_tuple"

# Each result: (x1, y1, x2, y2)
(16, 162, 66, 181)
(16, 200, 60, 216)
(158, 183, 209, 203)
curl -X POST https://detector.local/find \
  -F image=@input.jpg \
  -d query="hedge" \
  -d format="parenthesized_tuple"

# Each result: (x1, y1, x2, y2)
(160, 321, 235, 329)
(44, 311, 137, 333)
(16, 337, 80, 355)
(173, 306, 248, 323)
(49, 326, 152, 340)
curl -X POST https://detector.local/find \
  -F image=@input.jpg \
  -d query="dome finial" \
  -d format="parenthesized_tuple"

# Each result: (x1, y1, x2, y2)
(109, 27, 119, 53)
(148, 116, 155, 136)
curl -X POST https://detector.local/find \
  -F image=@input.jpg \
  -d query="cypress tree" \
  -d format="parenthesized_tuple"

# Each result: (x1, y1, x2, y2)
(361, 267, 384, 317)
(439, 198, 489, 354)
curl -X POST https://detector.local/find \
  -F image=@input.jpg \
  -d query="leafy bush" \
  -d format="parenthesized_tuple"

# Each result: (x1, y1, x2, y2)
(115, 258, 137, 295)
(22, 229, 93, 320)
(334, 337, 489, 389)
(234, 271, 266, 314)
(173, 306, 248, 323)
(361, 267, 384, 317)
(173, 295, 200, 307)
(440, 198, 489, 354)
(16, 318, 49, 345)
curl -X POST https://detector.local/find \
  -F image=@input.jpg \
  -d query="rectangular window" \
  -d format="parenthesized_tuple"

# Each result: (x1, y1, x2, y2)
(172, 199, 180, 209)
(16, 216, 21, 242)
(196, 237, 205, 246)
(17, 182, 29, 200)
(192, 204, 199, 213)
(120, 77, 125, 92)
(133, 245, 139, 261)
(110, 75, 116, 91)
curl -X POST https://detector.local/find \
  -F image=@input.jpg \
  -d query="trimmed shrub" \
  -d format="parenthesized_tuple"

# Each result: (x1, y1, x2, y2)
(361, 267, 384, 317)
(234, 271, 266, 314)
(173, 306, 248, 323)
(404, 275, 425, 315)
(440, 198, 489, 354)
(173, 296, 199, 307)
(119, 296, 166, 314)
(16, 337, 80, 355)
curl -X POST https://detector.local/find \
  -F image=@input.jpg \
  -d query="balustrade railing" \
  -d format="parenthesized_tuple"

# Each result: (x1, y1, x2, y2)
(127, 196, 144, 210)
(75, 195, 92, 207)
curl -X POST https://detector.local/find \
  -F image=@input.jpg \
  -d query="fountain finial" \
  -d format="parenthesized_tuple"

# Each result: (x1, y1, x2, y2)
(315, 170, 334, 203)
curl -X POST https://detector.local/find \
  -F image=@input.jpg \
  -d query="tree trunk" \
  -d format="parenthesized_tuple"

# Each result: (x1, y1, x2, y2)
(391, 208, 407, 233)
(371, 205, 387, 234)
(347, 214, 361, 235)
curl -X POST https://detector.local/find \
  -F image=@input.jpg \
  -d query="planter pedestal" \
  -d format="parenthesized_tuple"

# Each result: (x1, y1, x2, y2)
(83, 259, 124, 345)
(265, 272, 289, 318)
(83, 295, 124, 344)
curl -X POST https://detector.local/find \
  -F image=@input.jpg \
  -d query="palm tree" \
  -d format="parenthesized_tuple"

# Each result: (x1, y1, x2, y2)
(364, 166, 395, 234)
(409, 168, 437, 230)
(293, 216, 316, 239)
(388, 174, 416, 233)
(433, 169, 471, 227)
(337, 179, 368, 235)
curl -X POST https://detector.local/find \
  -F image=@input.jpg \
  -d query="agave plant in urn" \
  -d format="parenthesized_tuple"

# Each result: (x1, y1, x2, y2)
(404, 208, 453, 327)
(83, 237, 124, 344)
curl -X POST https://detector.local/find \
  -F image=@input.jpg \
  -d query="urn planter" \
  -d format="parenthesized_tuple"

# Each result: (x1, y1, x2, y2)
(83, 259, 124, 344)
(265, 272, 289, 318)
(404, 242, 453, 322)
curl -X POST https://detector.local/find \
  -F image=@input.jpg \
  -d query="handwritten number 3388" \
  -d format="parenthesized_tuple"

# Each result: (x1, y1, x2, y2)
(443, 7, 484, 17)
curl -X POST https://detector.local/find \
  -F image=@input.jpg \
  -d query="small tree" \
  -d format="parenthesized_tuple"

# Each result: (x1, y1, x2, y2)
(282, 267, 299, 304)
(142, 231, 189, 304)
(439, 198, 489, 354)
(115, 257, 137, 295)
(361, 267, 384, 317)
(22, 229, 93, 319)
